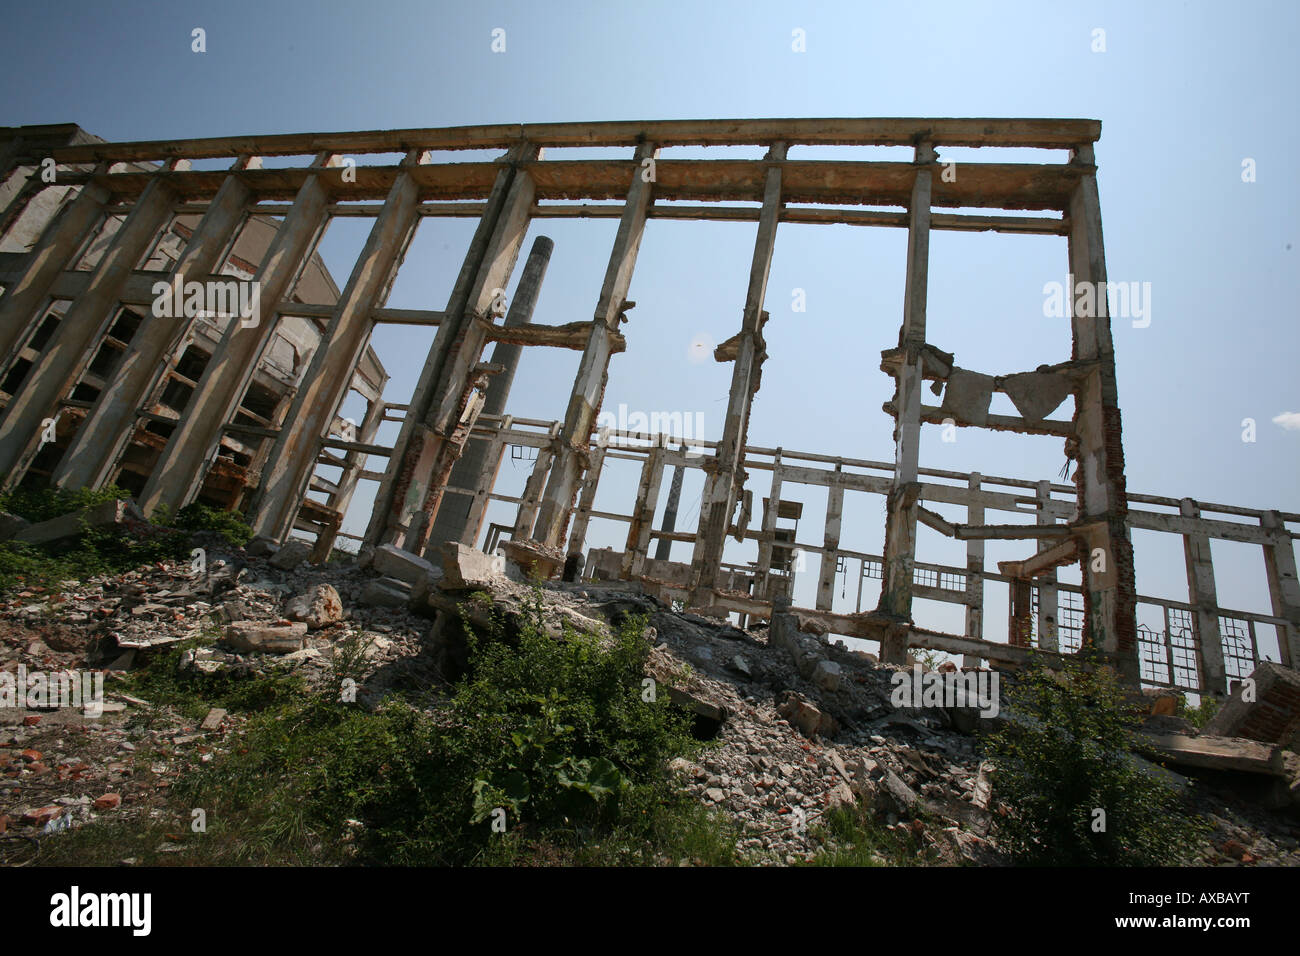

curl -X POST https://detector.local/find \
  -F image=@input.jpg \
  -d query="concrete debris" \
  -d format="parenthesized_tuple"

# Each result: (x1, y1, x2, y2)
(940, 368, 995, 426)
(0, 512, 30, 542)
(1001, 369, 1072, 425)
(222, 621, 308, 654)
(13, 499, 142, 547)
(1205, 662, 1300, 748)
(284, 583, 344, 630)
(371, 544, 441, 587)
(268, 538, 312, 571)
(439, 542, 504, 590)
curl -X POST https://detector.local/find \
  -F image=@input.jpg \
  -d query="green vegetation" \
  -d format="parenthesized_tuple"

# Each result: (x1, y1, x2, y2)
(803, 802, 934, 866)
(42, 598, 739, 866)
(0, 486, 252, 594)
(1177, 693, 1221, 729)
(982, 653, 1208, 866)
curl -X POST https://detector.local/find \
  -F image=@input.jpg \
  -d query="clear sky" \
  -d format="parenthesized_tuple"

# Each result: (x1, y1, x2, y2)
(4, 0, 1297, 651)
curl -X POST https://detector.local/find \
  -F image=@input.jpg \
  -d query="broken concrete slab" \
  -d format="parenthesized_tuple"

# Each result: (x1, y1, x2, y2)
(371, 543, 440, 586)
(1001, 369, 1071, 425)
(777, 692, 838, 739)
(812, 659, 843, 692)
(940, 368, 994, 426)
(1204, 662, 1300, 749)
(222, 621, 307, 654)
(439, 542, 505, 590)
(12, 499, 139, 547)
(1135, 731, 1286, 777)
(360, 577, 410, 608)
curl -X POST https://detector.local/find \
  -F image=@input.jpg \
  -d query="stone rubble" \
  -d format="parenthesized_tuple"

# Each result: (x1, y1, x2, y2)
(1, 534, 1298, 866)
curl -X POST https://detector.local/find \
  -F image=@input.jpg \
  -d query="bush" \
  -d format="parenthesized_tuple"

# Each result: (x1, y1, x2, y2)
(136, 596, 713, 865)
(982, 652, 1207, 866)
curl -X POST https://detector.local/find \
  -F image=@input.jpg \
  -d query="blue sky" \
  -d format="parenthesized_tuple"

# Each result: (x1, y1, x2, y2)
(4, 0, 1297, 650)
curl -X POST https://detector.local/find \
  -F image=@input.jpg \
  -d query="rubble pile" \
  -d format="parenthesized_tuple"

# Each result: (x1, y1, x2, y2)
(2, 529, 1299, 866)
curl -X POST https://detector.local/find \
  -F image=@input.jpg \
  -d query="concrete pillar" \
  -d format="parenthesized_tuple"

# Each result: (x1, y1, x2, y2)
(311, 394, 387, 561)
(0, 174, 109, 363)
(754, 455, 784, 601)
(1036, 480, 1060, 651)
(249, 150, 426, 543)
(52, 164, 255, 491)
(654, 452, 686, 562)
(962, 472, 986, 668)
(365, 143, 537, 550)
(459, 417, 512, 548)
(1261, 511, 1300, 669)
(138, 157, 333, 517)
(0, 175, 175, 486)
(532, 143, 657, 551)
(816, 475, 845, 612)
(1067, 143, 1138, 679)
(878, 141, 935, 663)
(1009, 578, 1033, 647)
(513, 441, 556, 539)
(1180, 498, 1226, 695)
(429, 234, 554, 546)
(623, 439, 667, 578)
(689, 142, 786, 604)
(564, 430, 609, 560)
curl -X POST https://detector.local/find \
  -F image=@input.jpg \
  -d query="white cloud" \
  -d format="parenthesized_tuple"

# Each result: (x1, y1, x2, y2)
(1272, 412, 1300, 431)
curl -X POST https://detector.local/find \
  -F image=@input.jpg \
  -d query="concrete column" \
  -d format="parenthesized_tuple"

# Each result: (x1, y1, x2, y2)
(459, 418, 512, 548)
(1261, 510, 1300, 669)
(1036, 480, 1060, 651)
(623, 439, 667, 577)
(654, 452, 686, 562)
(138, 158, 333, 517)
(1067, 143, 1138, 679)
(513, 442, 556, 539)
(689, 143, 786, 604)
(52, 163, 255, 490)
(962, 472, 986, 668)
(0, 174, 109, 362)
(754, 455, 784, 600)
(564, 431, 609, 560)
(0, 175, 175, 486)
(1179, 498, 1226, 695)
(532, 143, 657, 551)
(429, 234, 554, 546)
(816, 475, 845, 612)
(311, 394, 388, 562)
(1009, 578, 1033, 647)
(365, 144, 537, 551)
(878, 142, 935, 663)
(249, 151, 426, 543)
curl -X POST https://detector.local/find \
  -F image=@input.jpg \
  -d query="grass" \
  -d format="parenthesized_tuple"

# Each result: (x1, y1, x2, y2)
(0, 486, 253, 595)
(38, 595, 746, 867)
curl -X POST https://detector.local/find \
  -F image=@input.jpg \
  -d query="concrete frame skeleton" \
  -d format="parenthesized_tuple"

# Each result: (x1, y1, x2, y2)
(3, 117, 1294, 692)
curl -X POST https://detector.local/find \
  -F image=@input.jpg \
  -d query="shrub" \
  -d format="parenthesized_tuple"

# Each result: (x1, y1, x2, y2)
(982, 652, 1207, 866)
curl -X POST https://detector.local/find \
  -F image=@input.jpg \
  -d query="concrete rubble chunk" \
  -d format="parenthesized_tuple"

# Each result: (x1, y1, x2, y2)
(268, 538, 312, 570)
(0, 511, 30, 541)
(812, 660, 843, 692)
(777, 693, 838, 739)
(1204, 662, 1300, 748)
(372, 543, 440, 585)
(200, 708, 228, 732)
(1135, 731, 1286, 777)
(285, 583, 343, 629)
(222, 621, 307, 654)
(360, 576, 410, 608)
(439, 542, 505, 590)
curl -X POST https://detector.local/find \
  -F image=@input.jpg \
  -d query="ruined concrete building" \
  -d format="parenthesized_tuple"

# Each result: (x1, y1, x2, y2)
(1, 118, 1296, 700)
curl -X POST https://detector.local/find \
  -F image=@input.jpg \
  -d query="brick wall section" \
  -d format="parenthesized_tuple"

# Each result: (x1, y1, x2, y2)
(1206, 662, 1300, 747)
